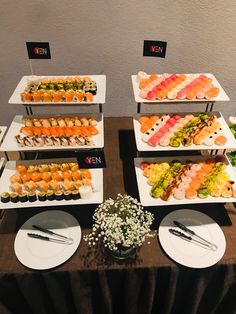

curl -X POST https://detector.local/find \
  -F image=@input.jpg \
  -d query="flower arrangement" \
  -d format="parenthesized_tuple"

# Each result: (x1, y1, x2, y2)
(84, 194, 154, 252)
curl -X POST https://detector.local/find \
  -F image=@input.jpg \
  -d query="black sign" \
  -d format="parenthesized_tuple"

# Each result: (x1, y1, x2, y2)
(143, 40, 167, 58)
(76, 150, 106, 169)
(26, 42, 51, 59)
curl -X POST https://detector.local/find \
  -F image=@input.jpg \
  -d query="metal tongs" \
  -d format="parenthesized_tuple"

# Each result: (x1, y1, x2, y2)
(169, 220, 218, 251)
(27, 225, 74, 245)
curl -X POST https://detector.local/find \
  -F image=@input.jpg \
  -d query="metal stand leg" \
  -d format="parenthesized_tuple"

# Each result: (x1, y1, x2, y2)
(205, 102, 209, 112)
(25, 107, 30, 115)
(29, 106, 33, 115)
(137, 103, 141, 113)
(99, 104, 102, 113)
(209, 102, 215, 112)
(19, 152, 24, 160)
(4, 152, 9, 161)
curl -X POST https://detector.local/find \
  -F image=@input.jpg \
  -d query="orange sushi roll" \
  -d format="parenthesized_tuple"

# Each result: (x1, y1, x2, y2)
(60, 163, 70, 171)
(37, 180, 49, 192)
(51, 171, 62, 181)
(53, 92, 63, 102)
(16, 164, 27, 174)
(87, 126, 99, 135)
(72, 171, 82, 181)
(42, 92, 52, 102)
(80, 169, 92, 179)
(71, 126, 82, 136)
(205, 87, 220, 99)
(32, 92, 42, 102)
(149, 74, 158, 81)
(21, 91, 32, 102)
(24, 181, 37, 193)
(49, 127, 59, 137)
(55, 126, 65, 137)
(61, 179, 73, 191)
(41, 172, 51, 182)
(76, 92, 85, 102)
(21, 173, 31, 183)
(65, 92, 74, 102)
(79, 126, 91, 137)
(40, 127, 51, 137)
(85, 92, 93, 102)
(32, 127, 42, 136)
(20, 127, 34, 137)
(10, 182, 23, 194)
(139, 79, 151, 89)
(73, 180, 83, 190)
(31, 172, 41, 182)
(49, 180, 60, 192)
(10, 174, 21, 184)
(63, 127, 74, 137)
(62, 171, 72, 181)
(139, 116, 149, 125)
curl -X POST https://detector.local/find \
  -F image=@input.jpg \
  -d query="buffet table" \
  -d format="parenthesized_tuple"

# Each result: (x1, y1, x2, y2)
(1, 118, 236, 314)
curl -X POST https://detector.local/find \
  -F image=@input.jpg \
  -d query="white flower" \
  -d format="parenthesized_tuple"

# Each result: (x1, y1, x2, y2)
(84, 194, 154, 251)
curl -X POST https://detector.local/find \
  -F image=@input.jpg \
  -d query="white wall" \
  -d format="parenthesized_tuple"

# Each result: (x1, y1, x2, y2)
(0, 0, 236, 125)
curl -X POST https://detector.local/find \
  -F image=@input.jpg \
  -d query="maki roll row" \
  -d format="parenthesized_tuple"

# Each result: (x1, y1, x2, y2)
(1, 189, 82, 203)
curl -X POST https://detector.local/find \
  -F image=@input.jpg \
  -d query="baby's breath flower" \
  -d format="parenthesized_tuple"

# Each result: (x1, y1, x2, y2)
(84, 194, 154, 251)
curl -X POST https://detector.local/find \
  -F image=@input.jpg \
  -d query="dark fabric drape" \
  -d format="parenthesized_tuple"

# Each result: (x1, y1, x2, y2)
(1, 265, 236, 314)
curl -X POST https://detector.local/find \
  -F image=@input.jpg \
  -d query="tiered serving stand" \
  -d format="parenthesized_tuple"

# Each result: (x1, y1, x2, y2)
(0, 74, 106, 209)
(130, 73, 236, 207)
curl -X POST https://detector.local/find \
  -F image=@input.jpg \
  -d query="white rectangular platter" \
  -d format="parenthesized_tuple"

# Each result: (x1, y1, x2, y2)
(131, 73, 229, 103)
(9, 75, 106, 105)
(134, 155, 236, 206)
(0, 113, 104, 152)
(133, 112, 236, 151)
(0, 158, 103, 209)
(0, 126, 7, 143)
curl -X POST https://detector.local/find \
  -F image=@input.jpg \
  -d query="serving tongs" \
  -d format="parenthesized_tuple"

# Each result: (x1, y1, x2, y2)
(169, 220, 218, 251)
(27, 225, 74, 245)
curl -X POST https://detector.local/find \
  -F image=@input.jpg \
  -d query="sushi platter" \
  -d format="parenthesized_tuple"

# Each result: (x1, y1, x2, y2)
(131, 73, 229, 103)
(0, 113, 104, 152)
(134, 155, 236, 206)
(9, 75, 106, 105)
(0, 158, 103, 209)
(133, 112, 236, 151)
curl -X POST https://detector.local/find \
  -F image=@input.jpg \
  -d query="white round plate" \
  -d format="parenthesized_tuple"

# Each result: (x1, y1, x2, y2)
(158, 209, 226, 268)
(14, 210, 81, 270)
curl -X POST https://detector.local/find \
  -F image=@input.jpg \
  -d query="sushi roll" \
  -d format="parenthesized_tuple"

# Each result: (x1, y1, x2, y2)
(49, 163, 60, 172)
(10, 182, 23, 194)
(69, 162, 79, 172)
(55, 191, 63, 201)
(51, 171, 62, 181)
(37, 180, 49, 192)
(40, 119, 51, 128)
(33, 137, 45, 147)
(10, 174, 21, 184)
(15, 135, 25, 147)
(49, 180, 60, 192)
(38, 164, 49, 173)
(28, 192, 37, 202)
(79, 185, 93, 199)
(27, 164, 38, 173)
(61, 179, 73, 191)
(60, 163, 70, 171)
(10, 192, 19, 203)
(1, 192, 10, 203)
(24, 137, 34, 147)
(31, 172, 41, 182)
(52, 137, 61, 146)
(68, 137, 77, 146)
(19, 192, 28, 203)
(45, 137, 54, 146)
(47, 191, 55, 201)
(72, 189, 80, 200)
(64, 191, 72, 200)
(41, 172, 51, 182)
(24, 181, 37, 193)
(16, 164, 27, 174)
(20, 173, 31, 184)
(60, 137, 69, 146)
(38, 191, 47, 201)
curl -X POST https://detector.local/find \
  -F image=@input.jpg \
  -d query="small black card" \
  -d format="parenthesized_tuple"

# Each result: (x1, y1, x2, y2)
(26, 42, 51, 59)
(77, 150, 106, 168)
(143, 40, 167, 58)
